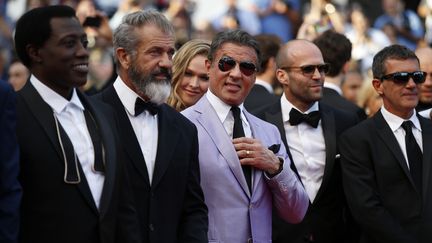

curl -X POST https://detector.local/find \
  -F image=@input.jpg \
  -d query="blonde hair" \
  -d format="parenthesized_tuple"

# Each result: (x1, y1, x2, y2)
(167, 39, 211, 111)
(357, 79, 380, 116)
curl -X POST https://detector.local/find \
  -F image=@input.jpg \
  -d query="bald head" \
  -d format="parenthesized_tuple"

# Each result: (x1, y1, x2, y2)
(276, 39, 323, 68)
(415, 47, 432, 67)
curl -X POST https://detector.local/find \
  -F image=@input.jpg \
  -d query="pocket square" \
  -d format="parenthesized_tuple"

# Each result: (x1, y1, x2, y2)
(268, 144, 281, 154)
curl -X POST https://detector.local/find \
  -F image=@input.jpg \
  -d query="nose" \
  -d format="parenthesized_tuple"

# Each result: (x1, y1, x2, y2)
(159, 52, 173, 69)
(312, 67, 323, 79)
(406, 77, 418, 88)
(189, 76, 199, 88)
(77, 42, 89, 58)
(229, 63, 242, 79)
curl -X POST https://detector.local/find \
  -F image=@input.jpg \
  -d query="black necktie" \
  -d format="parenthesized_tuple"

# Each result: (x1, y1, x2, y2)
(135, 98, 159, 116)
(401, 121, 423, 194)
(289, 108, 321, 128)
(231, 106, 252, 192)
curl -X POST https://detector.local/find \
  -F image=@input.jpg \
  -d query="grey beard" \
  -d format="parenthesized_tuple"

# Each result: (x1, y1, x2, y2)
(142, 80, 171, 105)
(129, 66, 171, 105)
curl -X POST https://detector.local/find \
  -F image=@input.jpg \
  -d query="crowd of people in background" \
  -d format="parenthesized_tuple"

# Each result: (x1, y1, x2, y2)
(1, 0, 432, 242)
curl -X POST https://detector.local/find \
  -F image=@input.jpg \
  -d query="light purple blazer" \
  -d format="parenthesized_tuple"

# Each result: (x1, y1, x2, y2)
(182, 96, 308, 243)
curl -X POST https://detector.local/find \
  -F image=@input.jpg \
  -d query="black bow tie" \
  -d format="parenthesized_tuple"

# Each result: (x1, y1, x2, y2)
(134, 98, 159, 116)
(289, 108, 321, 128)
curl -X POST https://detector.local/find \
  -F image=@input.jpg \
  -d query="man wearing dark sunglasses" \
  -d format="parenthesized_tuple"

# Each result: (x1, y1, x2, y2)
(340, 44, 432, 243)
(182, 29, 308, 243)
(254, 39, 359, 243)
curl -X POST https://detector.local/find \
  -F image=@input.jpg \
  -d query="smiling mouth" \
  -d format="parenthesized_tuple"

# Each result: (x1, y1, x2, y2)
(184, 89, 200, 95)
(72, 64, 88, 73)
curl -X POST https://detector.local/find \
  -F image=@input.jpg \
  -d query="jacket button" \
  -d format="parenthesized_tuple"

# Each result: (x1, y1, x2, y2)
(149, 223, 154, 231)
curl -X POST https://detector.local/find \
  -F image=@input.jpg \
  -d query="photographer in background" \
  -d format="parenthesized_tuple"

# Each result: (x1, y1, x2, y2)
(76, 0, 116, 94)
(374, 0, 424, 50)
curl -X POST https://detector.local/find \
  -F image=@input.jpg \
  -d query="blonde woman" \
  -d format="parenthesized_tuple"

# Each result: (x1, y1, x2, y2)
(357, 79, 382, 117)
(168, 39, 211, 111)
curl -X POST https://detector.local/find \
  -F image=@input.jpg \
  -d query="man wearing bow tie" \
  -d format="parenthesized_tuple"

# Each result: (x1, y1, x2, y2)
(254, 39, 359, 243)
(97, 10, 208, 243)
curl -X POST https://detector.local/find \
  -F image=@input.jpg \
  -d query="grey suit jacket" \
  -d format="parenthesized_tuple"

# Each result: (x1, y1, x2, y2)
(182, 96, 309, 243)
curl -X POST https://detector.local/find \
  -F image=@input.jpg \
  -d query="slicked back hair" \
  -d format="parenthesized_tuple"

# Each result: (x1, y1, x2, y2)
(113, 9, 174, 67)
(208, 30, 261, 71)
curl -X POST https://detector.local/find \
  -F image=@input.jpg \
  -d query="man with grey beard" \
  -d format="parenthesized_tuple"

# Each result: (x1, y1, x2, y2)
(96, 10, 208, 243)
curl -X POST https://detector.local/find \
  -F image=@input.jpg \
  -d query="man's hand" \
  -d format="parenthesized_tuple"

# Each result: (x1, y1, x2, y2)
(233, 137, 281, 174)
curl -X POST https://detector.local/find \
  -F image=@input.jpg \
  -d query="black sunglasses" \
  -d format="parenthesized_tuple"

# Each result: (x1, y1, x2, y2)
(280, 63, 330, 76)
(379, 71, 426, 84)
(218, 56, 257, 76)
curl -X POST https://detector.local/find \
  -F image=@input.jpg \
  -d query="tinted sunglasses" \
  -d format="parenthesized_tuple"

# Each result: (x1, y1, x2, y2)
(379, 71, 426, 84)
(218, 56, 257, 76)
(281, 63, 330, 76)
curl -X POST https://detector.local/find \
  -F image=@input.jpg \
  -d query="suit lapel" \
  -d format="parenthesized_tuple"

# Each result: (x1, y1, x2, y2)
(151, 105, 180, 188)
(101, 86, 150, 185)
(374, 112, 417, 188)
(21, 83, 99, 214)
(263, 102, 300, 178)
(314, 104, 337, 202)
(195, 98, 251, 197)
(245, 112, 263, 195)
(420, 117, 432, 202)
(20, 82, 63, 159)
(79, 92, 115, 217)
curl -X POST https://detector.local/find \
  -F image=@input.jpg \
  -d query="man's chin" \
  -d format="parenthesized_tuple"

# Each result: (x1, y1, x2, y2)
(145, 81, 171, 105)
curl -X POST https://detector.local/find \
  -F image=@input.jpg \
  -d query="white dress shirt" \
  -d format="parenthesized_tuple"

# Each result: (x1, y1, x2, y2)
(419, 108, 432, 119)
(281, 94, 326, 202)
(30, 75, 105, 209)
(206, 90, 252, 139)
(380, 107, 423, 169)
(206, 90, 254, 185)
(113, 78, 158, 184)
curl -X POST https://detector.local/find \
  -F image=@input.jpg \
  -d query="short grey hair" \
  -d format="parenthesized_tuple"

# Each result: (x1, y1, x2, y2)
(113, 9, 174, 62)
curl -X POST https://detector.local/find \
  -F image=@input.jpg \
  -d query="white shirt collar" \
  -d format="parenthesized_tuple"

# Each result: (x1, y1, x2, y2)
(113, 77, 142, 116)
(380, 106, 421, 132)
(206, 89, 246, 124)
(255, 78, 273, 93)
(323, 82, 342, 95)
(280, 92, 319, 123)
(30, 74, 84, 113)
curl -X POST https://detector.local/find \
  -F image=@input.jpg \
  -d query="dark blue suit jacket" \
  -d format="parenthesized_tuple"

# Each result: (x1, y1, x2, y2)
(0, 81, 21, 243)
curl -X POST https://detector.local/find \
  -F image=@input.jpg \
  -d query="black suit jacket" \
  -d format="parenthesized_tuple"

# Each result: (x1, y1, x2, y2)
(16, 82, 140, 243)
(321, 87, 367, 121)
(254, 101, 358, 243)
(340, 111, 432, 243)
(244, 84, 279, 112)
(0, 81, 21, 243)
(97, 85, 208, 243)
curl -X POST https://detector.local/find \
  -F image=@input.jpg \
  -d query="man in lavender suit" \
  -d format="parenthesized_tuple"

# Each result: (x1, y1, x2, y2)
(182, 29, 308, 243)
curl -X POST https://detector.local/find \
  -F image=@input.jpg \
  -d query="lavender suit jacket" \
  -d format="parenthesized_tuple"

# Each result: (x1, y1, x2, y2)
(182, 96, 308, 243)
